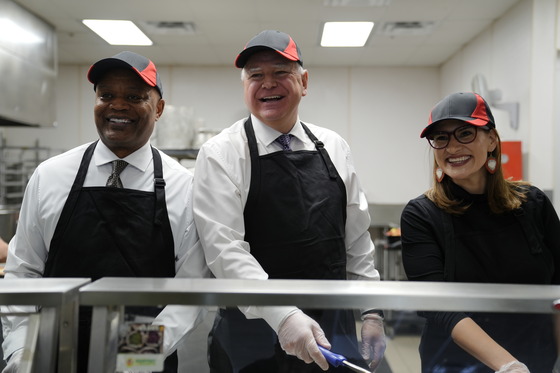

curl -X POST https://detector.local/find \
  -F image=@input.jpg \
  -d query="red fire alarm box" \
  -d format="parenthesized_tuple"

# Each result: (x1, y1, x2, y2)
(501, 141, 522, 180)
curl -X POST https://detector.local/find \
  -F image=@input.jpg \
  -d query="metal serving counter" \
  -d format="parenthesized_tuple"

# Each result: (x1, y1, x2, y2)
(0, 278, 90, 373)
(79, 277, 560, 373)
(80, 277, 560, 313)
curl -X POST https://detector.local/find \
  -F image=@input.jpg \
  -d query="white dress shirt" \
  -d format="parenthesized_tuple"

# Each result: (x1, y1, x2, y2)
(2, 140, 210, 358)
(193, 115, 379, 331)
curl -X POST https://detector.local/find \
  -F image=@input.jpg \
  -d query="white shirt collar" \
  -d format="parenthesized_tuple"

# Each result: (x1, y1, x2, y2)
(93, 140, 152, 172)
(250, 114, 311, 147)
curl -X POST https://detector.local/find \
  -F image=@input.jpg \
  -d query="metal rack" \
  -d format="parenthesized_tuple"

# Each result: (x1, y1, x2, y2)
(0, 138, 62, 206)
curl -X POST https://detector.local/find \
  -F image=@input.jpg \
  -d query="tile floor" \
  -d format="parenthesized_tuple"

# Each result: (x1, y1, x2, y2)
(384, 335, 421, 373)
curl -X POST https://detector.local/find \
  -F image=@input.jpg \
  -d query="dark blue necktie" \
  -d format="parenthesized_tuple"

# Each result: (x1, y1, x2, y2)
(275, 134, 293, 151)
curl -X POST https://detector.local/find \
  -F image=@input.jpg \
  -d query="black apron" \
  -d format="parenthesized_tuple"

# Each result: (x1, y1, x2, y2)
(208, 119, 367, 373)
(44, 141, 178, 372)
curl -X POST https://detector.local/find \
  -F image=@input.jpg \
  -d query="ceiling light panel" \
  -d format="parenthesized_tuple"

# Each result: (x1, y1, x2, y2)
(82, 19, 153, 46)
(321, 22, 374, 47)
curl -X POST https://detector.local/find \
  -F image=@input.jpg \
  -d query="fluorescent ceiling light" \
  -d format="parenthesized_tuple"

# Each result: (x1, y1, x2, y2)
(321, 21, 374, 47)
(82, 19, 152, 46)
(0, 18, 43, 43)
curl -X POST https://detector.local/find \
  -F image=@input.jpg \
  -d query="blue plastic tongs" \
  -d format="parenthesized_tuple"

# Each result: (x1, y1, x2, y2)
(318, 346, 370, 373)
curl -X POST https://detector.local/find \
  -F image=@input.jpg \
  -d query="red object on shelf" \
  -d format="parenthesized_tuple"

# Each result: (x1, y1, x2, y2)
(501, 141, 522, 180)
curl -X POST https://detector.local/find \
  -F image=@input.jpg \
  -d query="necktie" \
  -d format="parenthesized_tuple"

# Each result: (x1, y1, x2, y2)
(106, 160, 128, 188)
(275, 134, 293, 151)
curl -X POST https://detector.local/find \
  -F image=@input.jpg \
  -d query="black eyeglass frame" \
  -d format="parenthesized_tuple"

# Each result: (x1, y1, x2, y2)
(426, 124, 489, 149)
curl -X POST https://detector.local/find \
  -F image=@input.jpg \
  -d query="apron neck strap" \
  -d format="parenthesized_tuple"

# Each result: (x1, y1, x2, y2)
(301, 122, 338, 179)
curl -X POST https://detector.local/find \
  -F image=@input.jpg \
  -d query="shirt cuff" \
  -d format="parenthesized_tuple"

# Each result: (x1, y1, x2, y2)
(2, 326, 27, 360)
(360, 309, 385, 320)
(239, 305, 300, 333)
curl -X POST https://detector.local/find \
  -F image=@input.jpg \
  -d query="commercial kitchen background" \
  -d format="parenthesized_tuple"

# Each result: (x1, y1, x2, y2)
(1, 1, 560, 371)
(1, 0, 559, 213)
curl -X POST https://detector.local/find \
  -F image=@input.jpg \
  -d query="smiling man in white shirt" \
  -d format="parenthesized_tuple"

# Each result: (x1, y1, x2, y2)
(1, 51, 209, 373)
(194, 30, 386, 373)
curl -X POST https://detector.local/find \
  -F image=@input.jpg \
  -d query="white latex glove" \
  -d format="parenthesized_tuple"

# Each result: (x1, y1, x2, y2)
(2, 349, 24, 373)
(553, 356, 560, 373)
(360, 314, 386, 372)
(277, 310, 330, 371)
(494, 360, 529, 373)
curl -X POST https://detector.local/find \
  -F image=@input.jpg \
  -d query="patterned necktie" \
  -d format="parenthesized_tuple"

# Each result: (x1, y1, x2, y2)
(275, 134, 293, 151)
(106, 160, 128, 188)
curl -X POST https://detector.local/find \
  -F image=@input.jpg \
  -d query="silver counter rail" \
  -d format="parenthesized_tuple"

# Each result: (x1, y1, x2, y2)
(0, 278, 90, 373)
(80, 277, 560, 373)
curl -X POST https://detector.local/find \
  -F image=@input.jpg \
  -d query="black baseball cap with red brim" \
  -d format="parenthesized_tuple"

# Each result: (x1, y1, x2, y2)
(421, 92, 495, 138)
(235, 30, 303, 68)
(87, 51, 163, 97)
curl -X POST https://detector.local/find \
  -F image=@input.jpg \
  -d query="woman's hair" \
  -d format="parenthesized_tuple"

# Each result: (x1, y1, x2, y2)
(425, 129, 530, 215)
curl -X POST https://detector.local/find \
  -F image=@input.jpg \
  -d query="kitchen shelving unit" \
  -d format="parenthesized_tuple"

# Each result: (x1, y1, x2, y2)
(0, 138, 61, 206)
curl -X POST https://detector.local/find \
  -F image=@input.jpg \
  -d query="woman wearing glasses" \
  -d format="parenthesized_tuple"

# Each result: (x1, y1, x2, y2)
(400, 92, 560, 373)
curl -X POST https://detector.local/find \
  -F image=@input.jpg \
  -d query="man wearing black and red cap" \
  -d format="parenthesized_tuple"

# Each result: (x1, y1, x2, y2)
(1, 51, 209, 372)
(193, 30, 386, 372)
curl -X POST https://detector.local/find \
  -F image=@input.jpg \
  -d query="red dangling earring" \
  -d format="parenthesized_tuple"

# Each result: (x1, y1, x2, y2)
(485, 153, 497, 174)
(435, 167, 445, 183)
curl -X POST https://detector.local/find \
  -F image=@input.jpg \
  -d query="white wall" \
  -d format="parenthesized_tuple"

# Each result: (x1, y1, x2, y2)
(2, 63, 439, 205)
(440, 0, 558, 198)
(346, 67, 438, 202)
(441, 0, 533, 144)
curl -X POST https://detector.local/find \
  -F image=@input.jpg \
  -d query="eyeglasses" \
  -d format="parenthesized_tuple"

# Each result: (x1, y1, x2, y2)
(426, 125, 487, 149)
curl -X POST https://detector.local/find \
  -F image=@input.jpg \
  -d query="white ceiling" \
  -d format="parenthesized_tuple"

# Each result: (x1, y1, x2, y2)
(14, 0, 520, 67)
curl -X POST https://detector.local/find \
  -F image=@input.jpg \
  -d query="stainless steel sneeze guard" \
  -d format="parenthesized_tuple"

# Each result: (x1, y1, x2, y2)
(3, 278, 557, 373)
(79, 277, 560, 313)
(0, 278, 89, 306)
(0, 278, 91, 373)
(79, 278, 560, 373)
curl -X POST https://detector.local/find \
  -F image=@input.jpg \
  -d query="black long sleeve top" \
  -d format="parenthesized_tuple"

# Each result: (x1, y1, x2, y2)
(400, 183, 560, 334)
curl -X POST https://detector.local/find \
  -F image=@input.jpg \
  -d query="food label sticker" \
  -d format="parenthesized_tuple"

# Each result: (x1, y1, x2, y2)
(116, 322, 165, 371)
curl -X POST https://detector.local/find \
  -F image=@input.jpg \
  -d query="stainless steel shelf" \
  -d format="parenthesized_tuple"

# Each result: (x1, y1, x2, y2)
(80, 278, 560, 314)
(80, 278, 560, 373)
(0, 278, 91, 373)
(0, 277, 555, 373)
(0, 277, 89, 306)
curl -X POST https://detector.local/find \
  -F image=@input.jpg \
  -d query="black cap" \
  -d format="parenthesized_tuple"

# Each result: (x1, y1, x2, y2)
(421, 92, 495, 138)
(235, 30, 303, 68)
(87, 51, 163, 97)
